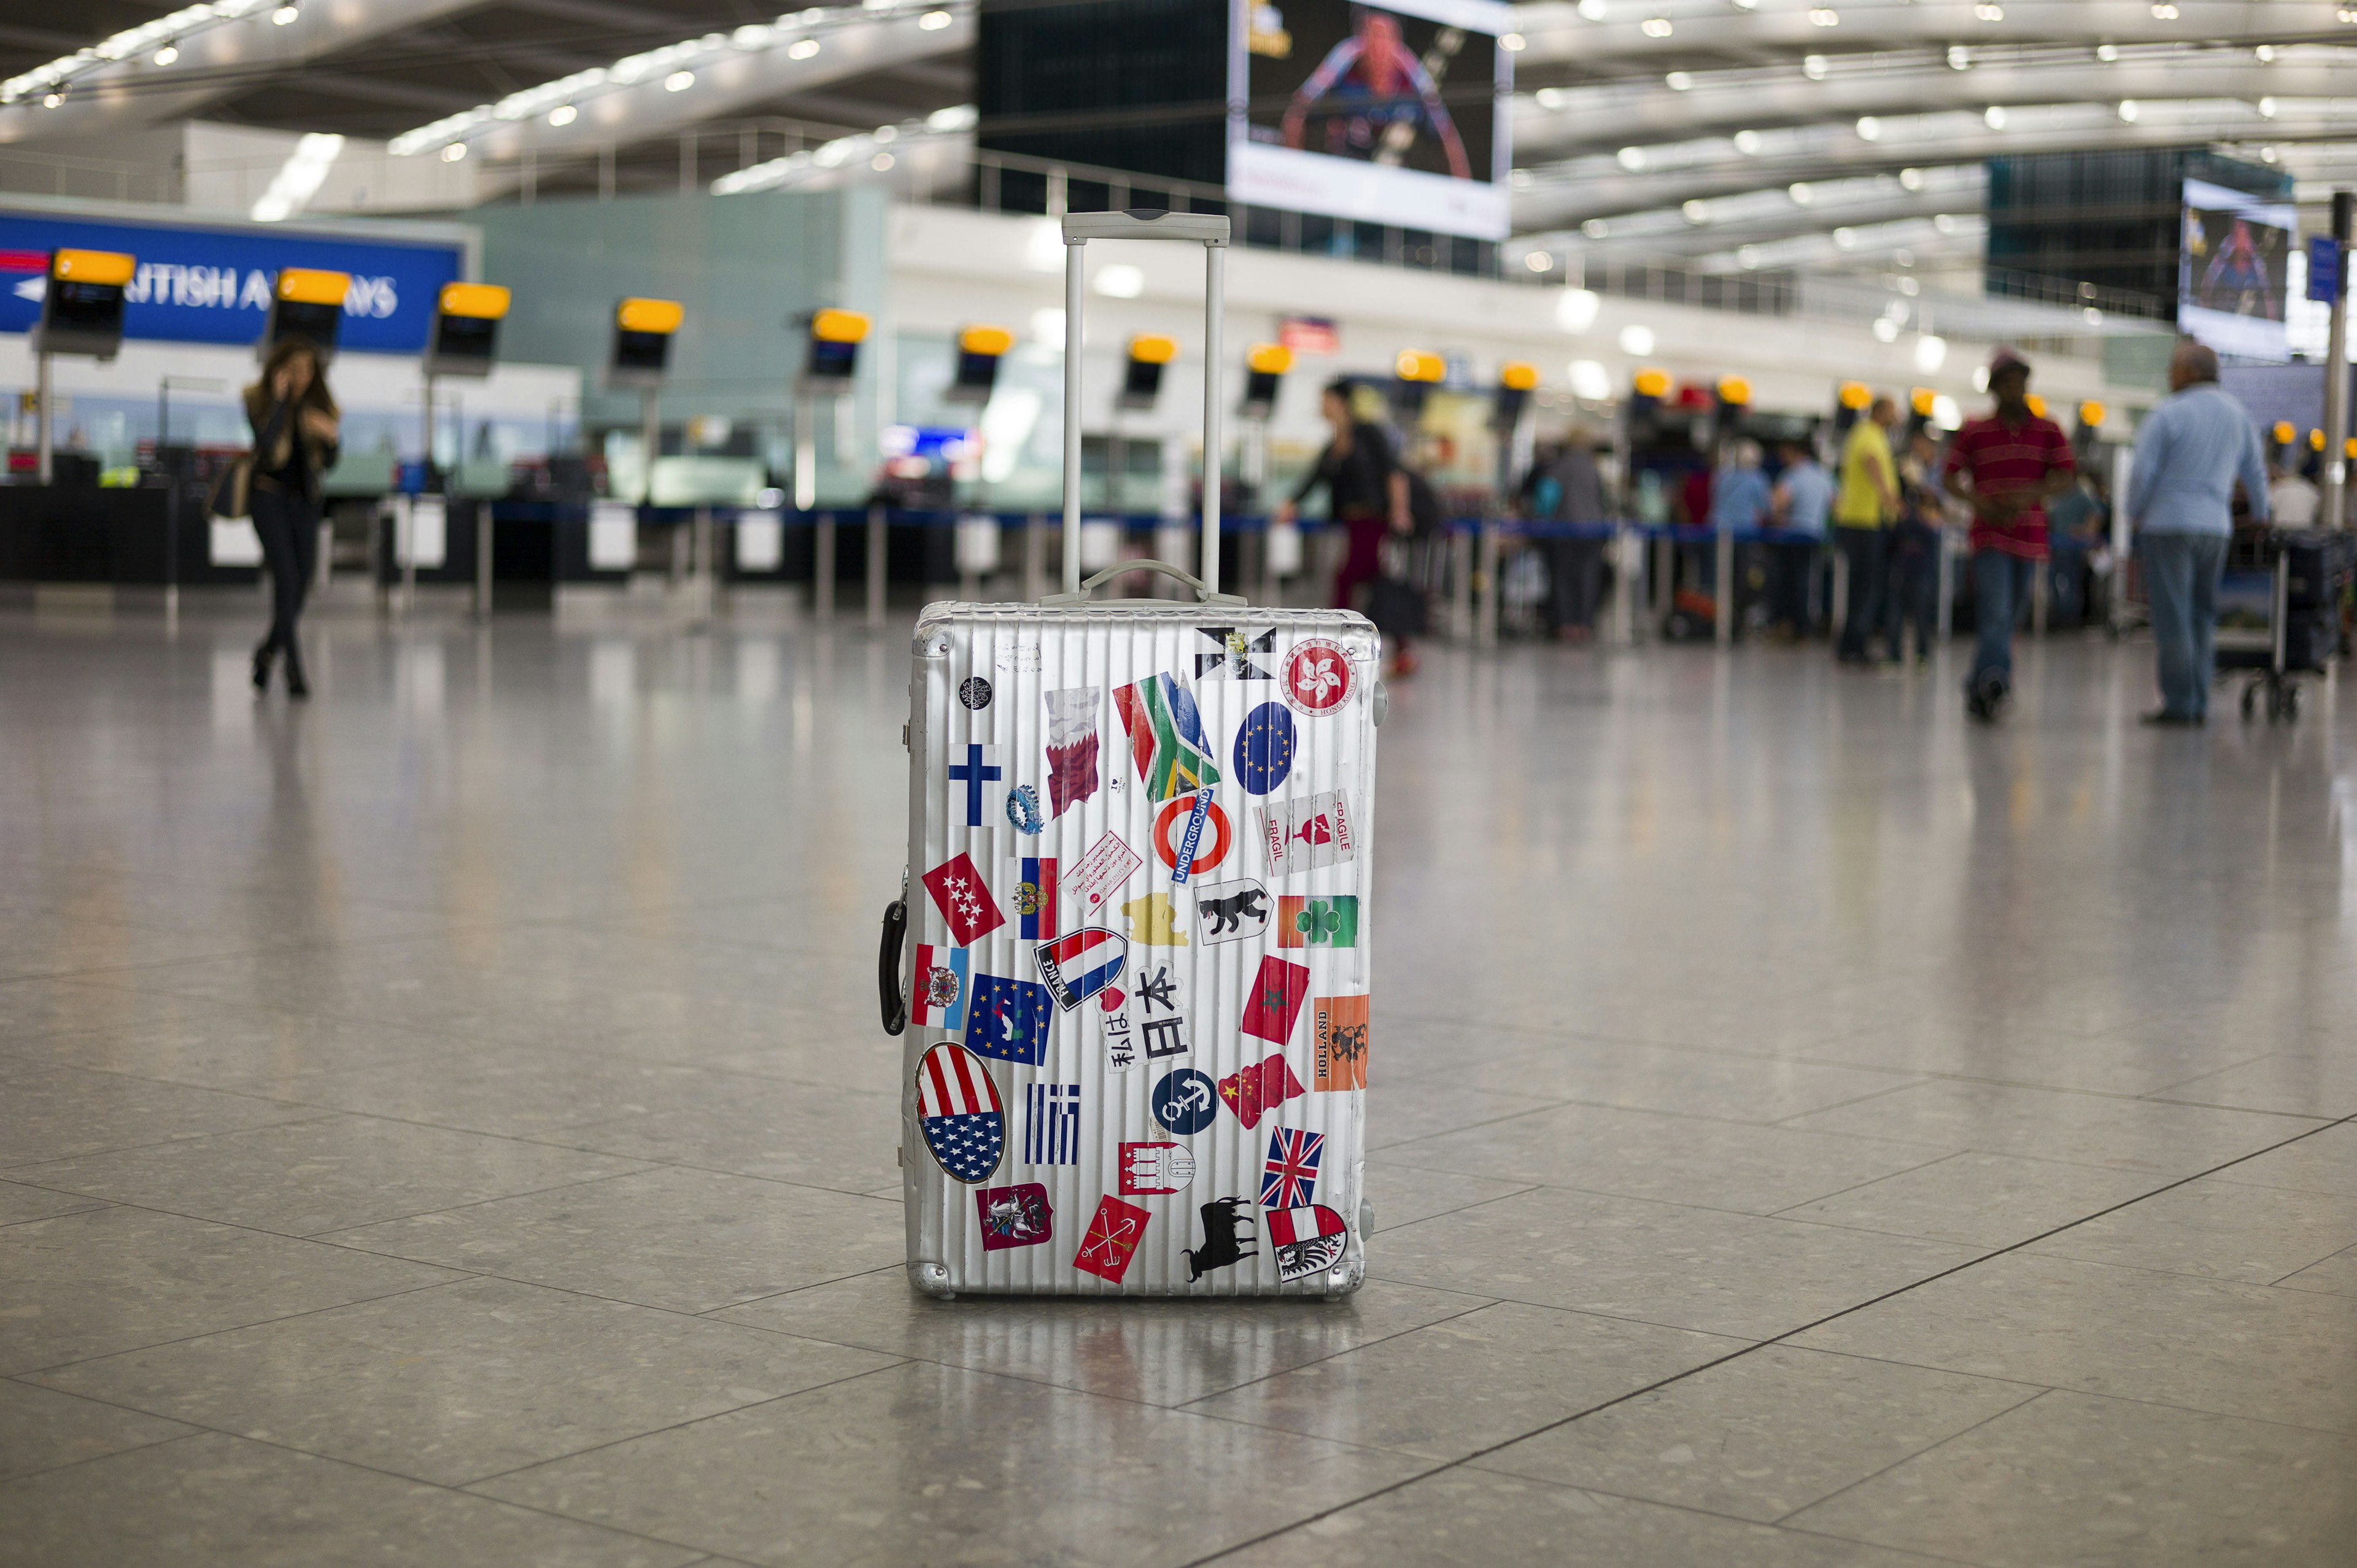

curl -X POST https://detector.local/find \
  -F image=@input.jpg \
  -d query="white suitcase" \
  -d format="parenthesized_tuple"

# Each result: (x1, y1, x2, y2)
(883, 211, 1380, 1298)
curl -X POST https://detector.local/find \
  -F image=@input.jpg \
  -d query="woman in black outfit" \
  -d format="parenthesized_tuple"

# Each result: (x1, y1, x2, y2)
(245, 336, 339, 697)
(1274, 379, 1415, 673)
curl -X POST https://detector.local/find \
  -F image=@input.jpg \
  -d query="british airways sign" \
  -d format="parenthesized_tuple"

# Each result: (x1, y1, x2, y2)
(0, 209, 464, 353)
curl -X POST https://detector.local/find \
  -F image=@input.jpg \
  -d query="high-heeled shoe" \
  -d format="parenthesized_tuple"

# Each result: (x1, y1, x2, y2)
(252, 644, 276, 692)
(284, 647, 311, 700)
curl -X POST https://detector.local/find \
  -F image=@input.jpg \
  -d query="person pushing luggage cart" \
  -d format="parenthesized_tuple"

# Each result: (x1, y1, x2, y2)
(880, 210, 1380, 1300)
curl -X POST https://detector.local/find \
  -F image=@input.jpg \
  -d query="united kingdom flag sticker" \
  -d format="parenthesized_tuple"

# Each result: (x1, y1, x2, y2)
(916, 1041, 1005, 1184)
(1266, 1204, 1348, 1283)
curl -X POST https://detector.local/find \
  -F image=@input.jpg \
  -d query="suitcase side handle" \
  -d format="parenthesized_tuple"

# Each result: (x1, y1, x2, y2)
(878, 898, 908, 1037)
(1040, 558, 1247, 608)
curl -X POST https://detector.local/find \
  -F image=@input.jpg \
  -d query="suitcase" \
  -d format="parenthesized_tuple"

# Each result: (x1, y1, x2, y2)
(880, 210, 1380, 1299)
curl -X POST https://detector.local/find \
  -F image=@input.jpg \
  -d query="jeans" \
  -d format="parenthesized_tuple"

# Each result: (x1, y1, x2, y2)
(1835, 527, 1887, 660)
(1547, 536, 1603, 631)
(251, 486, 319, 663)
(1970, 549, 2036, 690)
(2140, 530, 2227, 719)
(1768, 539, 1817, 632)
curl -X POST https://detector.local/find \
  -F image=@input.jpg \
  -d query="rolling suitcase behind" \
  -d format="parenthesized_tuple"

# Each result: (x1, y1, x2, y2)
(882, 211, 1380, 1299)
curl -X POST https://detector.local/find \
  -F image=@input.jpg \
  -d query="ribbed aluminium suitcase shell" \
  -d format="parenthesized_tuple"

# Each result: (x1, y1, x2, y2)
(886, 210, 1379, 1297)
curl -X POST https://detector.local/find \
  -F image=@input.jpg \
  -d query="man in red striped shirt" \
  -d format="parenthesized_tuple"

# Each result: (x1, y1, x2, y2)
(1943, 347, 2076, 721)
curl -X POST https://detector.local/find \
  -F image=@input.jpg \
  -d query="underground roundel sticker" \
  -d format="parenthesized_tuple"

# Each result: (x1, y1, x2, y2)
(1282, 638, 1353, 717)
(916, 1041, 1005, 1184)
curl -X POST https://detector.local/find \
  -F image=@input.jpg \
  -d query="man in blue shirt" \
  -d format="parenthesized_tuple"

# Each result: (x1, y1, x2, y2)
(2127, 338, 2270, 725)
(1709, 440, 1773, 530)
(1768, 439, 1832, 638)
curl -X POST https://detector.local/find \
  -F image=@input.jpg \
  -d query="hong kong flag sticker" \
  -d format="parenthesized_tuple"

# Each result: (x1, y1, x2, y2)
(1282, 638, 1353, 717)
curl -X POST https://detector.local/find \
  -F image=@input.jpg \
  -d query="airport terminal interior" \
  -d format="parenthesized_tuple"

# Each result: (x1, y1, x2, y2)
(4, 1, 2357, 1564)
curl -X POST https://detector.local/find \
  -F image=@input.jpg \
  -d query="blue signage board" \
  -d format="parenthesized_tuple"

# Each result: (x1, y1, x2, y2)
(2307, 234, 2342, 305)
(0, 210, 463, 353)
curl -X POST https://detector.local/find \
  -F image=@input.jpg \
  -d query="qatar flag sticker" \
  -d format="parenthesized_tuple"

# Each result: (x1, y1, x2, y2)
(1266, 1204, 1348, 1282)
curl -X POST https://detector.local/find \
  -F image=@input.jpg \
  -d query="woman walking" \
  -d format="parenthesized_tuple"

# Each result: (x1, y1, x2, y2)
(244, 337, 339, 698)
(1274, 379, 1415, 674)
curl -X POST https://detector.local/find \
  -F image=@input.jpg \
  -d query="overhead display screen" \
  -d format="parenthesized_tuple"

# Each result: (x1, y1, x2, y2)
(2179, 177, 2297, 362)
(1228, 0, 1513, 241)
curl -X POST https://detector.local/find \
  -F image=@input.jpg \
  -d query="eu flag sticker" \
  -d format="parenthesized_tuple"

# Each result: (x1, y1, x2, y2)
(966, 972, 1054, 1065)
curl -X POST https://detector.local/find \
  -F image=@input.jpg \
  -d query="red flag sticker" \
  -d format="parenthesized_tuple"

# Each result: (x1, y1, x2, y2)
(1074, 1194, 1151, 1283)
(1216, 1051, 1306, 1129)
(921, 852, 1005, 946)
(1240, 954, 1311, 1046)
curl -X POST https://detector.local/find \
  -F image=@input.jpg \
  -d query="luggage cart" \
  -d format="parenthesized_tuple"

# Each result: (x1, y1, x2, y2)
(2218, 530, 2350, 723)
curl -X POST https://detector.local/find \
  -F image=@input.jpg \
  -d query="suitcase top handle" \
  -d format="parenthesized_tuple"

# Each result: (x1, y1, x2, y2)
(1040, 557, 1245, 608)
(1059, 211, 1228, 600)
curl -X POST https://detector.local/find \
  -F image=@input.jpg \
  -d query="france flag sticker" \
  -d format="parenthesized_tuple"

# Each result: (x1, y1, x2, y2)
(1034, 927, 1129, 1013)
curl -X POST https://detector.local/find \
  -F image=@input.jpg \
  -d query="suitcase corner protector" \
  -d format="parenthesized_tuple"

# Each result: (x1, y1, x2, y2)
(908, 1261, 957, 1300)
(1320, 1258, 1367, 1301)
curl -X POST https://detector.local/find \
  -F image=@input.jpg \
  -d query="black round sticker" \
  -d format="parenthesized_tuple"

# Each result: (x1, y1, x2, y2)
(959, 676, 993, 711)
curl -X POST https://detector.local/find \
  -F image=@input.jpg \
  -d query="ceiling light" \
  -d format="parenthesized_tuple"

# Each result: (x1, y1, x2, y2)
(1803, 54, 1829, 79)
(152, 44, 179, 66)
(1899, 166, 1925, 191)
(1948, 45, 1971, 69)
(1895, 247, 1915, 266)
(1984, 105, 2008, 129)
(2096, 43, 2119, 61)
(1738, 245, 1762, 269)
(1619, 323, 1655, 356)
(2150, 2, 2178, 16)
(2116, 99, 2138, 122)
(1665, 71, 1692, 90)
(787, 37, 820, 59)
(1730, 0, 1757, 9)
(1915, 334, 1947, 372)
(1641, 16, 1673, 37)
(871, 151, 895, 171)
(272, 4, 300, 24)
(1583, 218, 1611, 238)
(40, 91, 63, 108)
(1569, 359, 1612, 400)
(2256, 44, 2276, 62)
(1577, 0, 1607, 18)
(1616, 145, 1646, 171)
(1808, 7, 1840, 26)
(1682, 198, 1709, 223)
(2258, 96, 2277, 117)
(441, 142, 466, 161)
(1856, 116, 1881, 141)
(1733, 129, 1763, 153)
(1873, 317, 1900, 342)
(1833, 227, 1857, 250)
(1558, 289, 1602, 332)
(1897, 274, 1919, 294)
(1500, 31, 1525, 50)
(548, 104, 576, 126)
(1789, 183, 1814, 205)
(919, 9, 953, 28)
(2261, 144, 2280, 162)
(1536, 87, 1568, 109)
(1934, 214, 1959, 234)
(2341, 5, 2357, 21)
(1974, 1, 2003, 17)
(665, 69, 695, 91)
(1525, 251, 1555, 272)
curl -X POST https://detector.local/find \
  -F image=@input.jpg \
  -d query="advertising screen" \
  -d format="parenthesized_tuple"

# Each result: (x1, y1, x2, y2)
(0, 210, 462, 353)
(2178, 177, 2297, 361)
(1229, 0, 1514, 241)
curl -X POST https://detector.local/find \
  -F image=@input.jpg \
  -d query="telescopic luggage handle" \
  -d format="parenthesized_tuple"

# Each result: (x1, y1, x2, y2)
(1056, 210, 1231, 603)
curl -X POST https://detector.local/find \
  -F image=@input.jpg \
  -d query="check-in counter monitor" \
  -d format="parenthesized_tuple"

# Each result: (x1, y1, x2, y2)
(425, 282, 511, 378)
(1494, 360, 1539, 430)
(36, 249, 134, 360)
(1242, 342, 1291, 417)
(1393, 349, 1444, 418)
(266, 268, 349, 358)
(610, 297, 683, 387)
(945, 323, 1012, 404)
(801, 308, 870, 394)
(1118, 334, 1176, 412)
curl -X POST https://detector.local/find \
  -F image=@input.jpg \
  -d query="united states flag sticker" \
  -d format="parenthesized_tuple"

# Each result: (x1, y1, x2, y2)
(916, 1041, 1005, 1184)
(1266, 1204, 1348, 1282)
(1034, 927, 1129, 1013)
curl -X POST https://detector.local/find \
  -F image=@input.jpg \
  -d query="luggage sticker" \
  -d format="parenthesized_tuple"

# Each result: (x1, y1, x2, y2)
(958, 676, 993, 711)
(1281, 638, 1354, 716)
(1074, 1194, 1151, 1283)
(1218, 1051, 1306, 1129)
(1043, 686, 1101, 819)
(945, 743, 1008, 828)
(1183, 1197, 1259, 1282)
(921, 852, 1005, 946)
(1231, 701, 1296, 796)
(1152, 1067, 1221, 1135)
(1194, 627, 1278, 680)
(1034, 927, 1128, 1012)
(1099, 984, 1137, 1072)
(1313, 995, 1370, 1092)
(1193, 877, 1271, 945)
(964, 973, 1053, 1065)
(1268, 1204, 1349, 1283)
(909, 943, 969, 1032)
(1119, 1140, 1196, 1196)
(1278, 895, 1358, 948)
(1016, 857, 1058, 940)
(1260, 1127, 1324, 1211)
(1155, 792, 1231, 882)
(1256, 789, 1357, 877)
(1132, 961, 1191, 1059)
(1240, 955, 1312, 1046)
(1112, 673, 1221, 800)
(1067, 830, 1143, 919)
(1119, 892, 1188, 946)
(1004, 784, 1046, 836)
(1021, 1083, 1080, 1166)
(976, 1183, 1051, 1251)
(915, 1041, 1005, 1184)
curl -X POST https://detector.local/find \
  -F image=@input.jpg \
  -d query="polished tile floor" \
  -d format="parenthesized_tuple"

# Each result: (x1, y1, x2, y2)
(2, 593, 2353, 1567)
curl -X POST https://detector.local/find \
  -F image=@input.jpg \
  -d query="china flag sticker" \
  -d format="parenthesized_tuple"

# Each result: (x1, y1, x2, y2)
(1073, 1194, 1151, 1283)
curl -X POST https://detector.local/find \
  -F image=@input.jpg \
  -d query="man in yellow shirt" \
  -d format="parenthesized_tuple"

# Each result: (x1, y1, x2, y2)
(1832, 395, 1900, 664)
